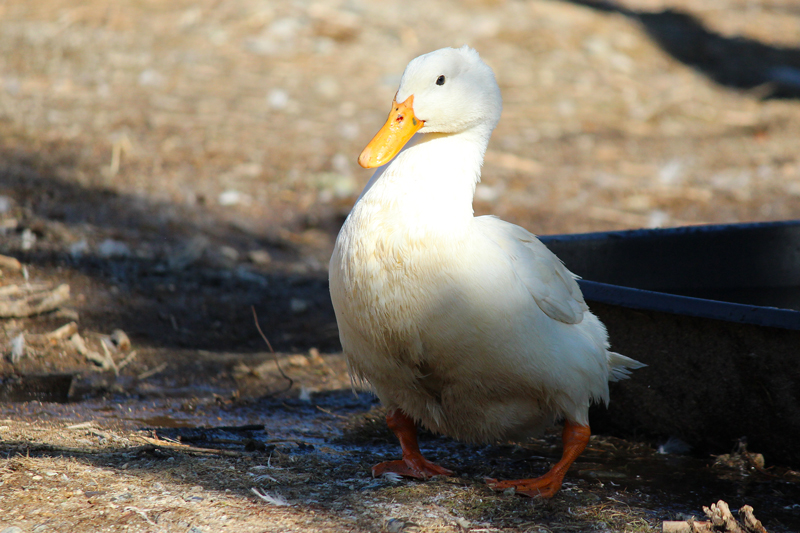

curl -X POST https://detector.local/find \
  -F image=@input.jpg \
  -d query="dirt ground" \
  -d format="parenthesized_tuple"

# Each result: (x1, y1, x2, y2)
(1, 0, 800, 531)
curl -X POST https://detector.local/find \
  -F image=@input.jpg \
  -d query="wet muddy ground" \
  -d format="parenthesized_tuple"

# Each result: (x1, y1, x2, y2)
(2, 0, 800, 531)
(2, 380, 800, 532)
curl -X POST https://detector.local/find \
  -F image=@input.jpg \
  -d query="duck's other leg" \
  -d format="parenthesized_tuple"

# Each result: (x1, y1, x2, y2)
(487, 421, 590, 499)
(372, 409, 454, 479)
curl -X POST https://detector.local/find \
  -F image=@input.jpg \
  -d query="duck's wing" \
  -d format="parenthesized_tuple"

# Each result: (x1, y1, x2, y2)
(475, 216, 588, 325)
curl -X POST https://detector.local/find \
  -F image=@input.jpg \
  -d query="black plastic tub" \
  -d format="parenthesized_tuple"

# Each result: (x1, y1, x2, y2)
(540, 220, 800, 466)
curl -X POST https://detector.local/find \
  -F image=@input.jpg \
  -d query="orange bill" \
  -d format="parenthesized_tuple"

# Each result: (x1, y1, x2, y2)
(358, 95, 423, 169)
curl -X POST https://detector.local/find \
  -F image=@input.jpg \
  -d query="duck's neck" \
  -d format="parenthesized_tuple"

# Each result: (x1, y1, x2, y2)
(361, 125, 492, 236)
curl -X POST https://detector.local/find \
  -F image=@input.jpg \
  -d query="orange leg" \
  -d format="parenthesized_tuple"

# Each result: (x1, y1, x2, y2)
(372, 409, 454, 479)
(487, 421, 590, 499)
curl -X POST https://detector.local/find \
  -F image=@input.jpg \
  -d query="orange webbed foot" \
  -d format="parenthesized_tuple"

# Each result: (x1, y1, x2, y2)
(486, 472, 564, 499)
(373, 457, 454, 479)
(374, 409, 455, 480)
(487, 421, 591, 499)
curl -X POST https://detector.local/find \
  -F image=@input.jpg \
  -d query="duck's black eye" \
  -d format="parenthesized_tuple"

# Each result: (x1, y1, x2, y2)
(436, 75, 445, 86)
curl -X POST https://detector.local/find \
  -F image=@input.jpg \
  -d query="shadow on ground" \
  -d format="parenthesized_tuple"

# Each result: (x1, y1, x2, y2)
(563, 0, 800, 99)
(0, 390, 647, 532)
(0, 133, 342, 355)
(3, 389, 800, 531)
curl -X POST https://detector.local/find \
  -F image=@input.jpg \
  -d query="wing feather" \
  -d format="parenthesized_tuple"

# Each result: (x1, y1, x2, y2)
(476, 216, 587, 324)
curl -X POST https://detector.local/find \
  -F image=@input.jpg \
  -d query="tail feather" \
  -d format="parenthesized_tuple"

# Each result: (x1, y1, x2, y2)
(607, 351, 646, 382)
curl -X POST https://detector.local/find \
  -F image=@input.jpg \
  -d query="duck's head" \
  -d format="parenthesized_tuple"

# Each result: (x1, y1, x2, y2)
(358, 46, 502, 169)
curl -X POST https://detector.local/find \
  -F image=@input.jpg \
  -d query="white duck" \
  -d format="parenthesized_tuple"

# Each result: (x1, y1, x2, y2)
(329, 46, 644, 498)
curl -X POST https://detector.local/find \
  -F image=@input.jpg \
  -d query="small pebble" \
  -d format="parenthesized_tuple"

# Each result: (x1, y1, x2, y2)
(315, 76, 340, 100)
(247, 249, 272, 265)
(69, 240, 89, 259)
(110, 329, 131, 351)
(218, 189, 250, 206)
(659, 159, 685, 186)
(290, 298, 308, 313)
(10, 334, 25, 364)
(219, 246, 240, 262)
(138, 69, 164, 87)
(299, 387, 313, 402)
(21, 228, 36, 250)
(647, 210, 669, 228)
(267, 89, 289, 109)
(0, 195, 12, 213)
(235, 267, 269, 287)
(97, 239, 131, 259)
(169, 235, 209, 270)
(386, 518, 413, 533)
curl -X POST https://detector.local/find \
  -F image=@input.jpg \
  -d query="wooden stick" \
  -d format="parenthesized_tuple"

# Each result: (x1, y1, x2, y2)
(663, 521, 709, 533)
(137, 362, 167, 380)
(0, 283, 70, 317)
(663, 501, 769, 533)
(0, 254, 22, 271)
(251, 306, 293, 394)
(135, 435, 247, 457)
(739, 505, 768, 533)
(44, 322, 79, 342)
(704, 500, 745, 533)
